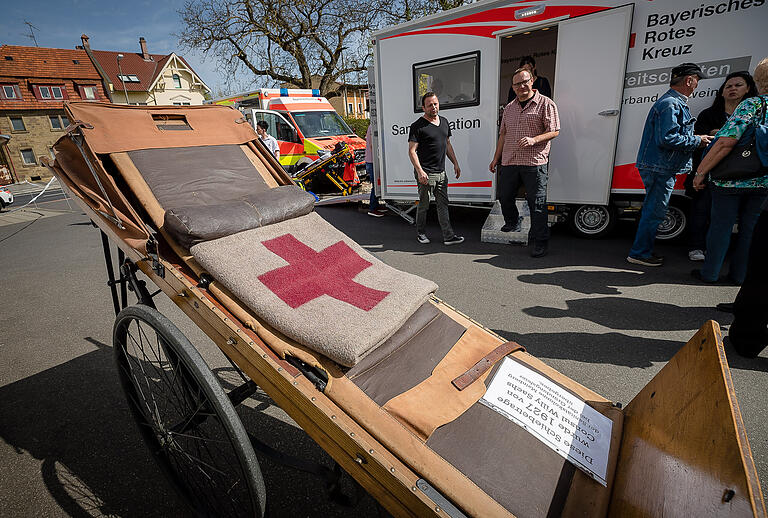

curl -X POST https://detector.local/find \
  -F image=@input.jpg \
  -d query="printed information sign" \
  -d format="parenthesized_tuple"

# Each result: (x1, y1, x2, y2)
(480, 358, 613, 486)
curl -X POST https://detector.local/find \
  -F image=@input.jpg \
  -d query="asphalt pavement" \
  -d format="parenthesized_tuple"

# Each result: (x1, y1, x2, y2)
(1, 202, 766, 517)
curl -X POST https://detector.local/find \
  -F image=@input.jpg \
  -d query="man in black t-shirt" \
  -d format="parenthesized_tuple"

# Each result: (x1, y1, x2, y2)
(408, 92, 464, 245)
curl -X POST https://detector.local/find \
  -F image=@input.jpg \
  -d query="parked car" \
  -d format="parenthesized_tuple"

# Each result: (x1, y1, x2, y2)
(0, 187, 14, 210)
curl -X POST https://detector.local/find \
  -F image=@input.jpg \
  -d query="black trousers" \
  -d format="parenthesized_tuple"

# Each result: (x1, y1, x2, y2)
(498, 164, 550, 244)
(730, 209, 768, 357)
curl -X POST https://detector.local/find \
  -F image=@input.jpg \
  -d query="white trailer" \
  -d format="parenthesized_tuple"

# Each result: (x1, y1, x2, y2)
(371, 0, 767, 237)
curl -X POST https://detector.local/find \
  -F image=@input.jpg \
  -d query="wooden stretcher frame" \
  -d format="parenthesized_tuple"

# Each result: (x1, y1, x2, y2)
(44, 102, 767, 518)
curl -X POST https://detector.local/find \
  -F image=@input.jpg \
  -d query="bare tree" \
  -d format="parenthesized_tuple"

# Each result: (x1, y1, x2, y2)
(178, 0, 472, 97)
(179, 0, 385, 97)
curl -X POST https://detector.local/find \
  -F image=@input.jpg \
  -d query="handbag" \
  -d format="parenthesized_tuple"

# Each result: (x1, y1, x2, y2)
(709, 96, 768, 181)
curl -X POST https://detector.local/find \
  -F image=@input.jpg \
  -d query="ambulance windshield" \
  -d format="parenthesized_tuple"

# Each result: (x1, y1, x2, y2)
(292, 111, 354, 138)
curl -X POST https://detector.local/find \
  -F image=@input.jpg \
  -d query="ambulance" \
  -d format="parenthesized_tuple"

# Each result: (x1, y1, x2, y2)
(371, 0, 767, 238)
(211, 88, 366, 172)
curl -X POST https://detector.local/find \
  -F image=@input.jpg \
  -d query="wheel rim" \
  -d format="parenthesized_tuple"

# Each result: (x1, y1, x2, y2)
(114, 306, 264, 518)
(656, 205, 686, 240)
(573, 205, 611, 235)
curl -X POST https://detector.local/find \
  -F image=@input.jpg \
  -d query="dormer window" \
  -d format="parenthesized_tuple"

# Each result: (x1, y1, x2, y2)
(78, 85, 99, 100)
(33, 85, 67, 100)
(1, 84, 22, 100)
(117, 74, 140, 83)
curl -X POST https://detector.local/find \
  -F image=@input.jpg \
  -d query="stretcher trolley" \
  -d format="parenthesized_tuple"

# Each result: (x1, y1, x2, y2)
(44, 102, 766, 518)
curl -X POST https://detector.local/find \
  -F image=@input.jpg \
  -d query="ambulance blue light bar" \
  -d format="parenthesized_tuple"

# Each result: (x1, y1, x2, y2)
(280, 88, 289, 96)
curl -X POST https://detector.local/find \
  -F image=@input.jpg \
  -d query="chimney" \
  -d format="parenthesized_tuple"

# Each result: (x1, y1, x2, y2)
(81, 34, 90, 50)
(139, 37, 150, 61)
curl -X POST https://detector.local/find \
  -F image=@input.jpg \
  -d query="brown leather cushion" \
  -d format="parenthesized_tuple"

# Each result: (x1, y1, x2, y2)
(127, 144, 270, 209)
(164, 185, 316, 249)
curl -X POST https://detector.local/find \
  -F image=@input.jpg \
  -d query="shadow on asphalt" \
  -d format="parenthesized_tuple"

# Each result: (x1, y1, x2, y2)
(0, 343, 378, 518)
(492, 326, 768, 374)
(522, 297, 727, 331)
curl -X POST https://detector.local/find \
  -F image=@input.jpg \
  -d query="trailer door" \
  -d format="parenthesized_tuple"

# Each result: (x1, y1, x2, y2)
(547, 5, 633, 206)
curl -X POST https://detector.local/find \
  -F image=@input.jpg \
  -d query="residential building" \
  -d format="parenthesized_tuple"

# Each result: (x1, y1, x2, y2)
(0, 44, 109, 182)
(83, 35, 211, 106)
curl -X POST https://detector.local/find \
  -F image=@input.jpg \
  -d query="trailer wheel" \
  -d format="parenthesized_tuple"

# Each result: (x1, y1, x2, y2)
(656, 203, 687, 240)
(568, 204, 617, 238)
(113, 304, 266, 518)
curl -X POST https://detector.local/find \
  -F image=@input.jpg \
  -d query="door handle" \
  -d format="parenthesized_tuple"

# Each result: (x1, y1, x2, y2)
(598, 110, 619, 116)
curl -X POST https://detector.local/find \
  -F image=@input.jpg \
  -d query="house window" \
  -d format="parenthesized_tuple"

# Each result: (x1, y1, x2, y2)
(33, 85, 67, 100)
(9, 116, 26, 131)
(172, 74, 182, 88)
(61, 115, 69, 126)
(117, 74, 140, 83)
(49, 115, 63, 130)
(412, 51, 480, 112)
(20, 148, 36, 165)
(1, 84, 21, 100)
(347, 103, 353, 113)
(172, 102, 191, 106)
(358, 103, 363, 114)
(79, 85, 98, 100)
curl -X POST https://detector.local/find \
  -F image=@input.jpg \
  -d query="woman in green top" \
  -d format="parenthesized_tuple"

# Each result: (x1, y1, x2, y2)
(692, 58, 768, 284)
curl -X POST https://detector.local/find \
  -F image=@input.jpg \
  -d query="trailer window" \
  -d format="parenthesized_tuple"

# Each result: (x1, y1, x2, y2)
(413, 51, 480, 112)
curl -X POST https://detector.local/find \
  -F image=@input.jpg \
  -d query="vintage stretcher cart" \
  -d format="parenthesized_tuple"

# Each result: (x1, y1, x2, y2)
(44, 102, 766, 518)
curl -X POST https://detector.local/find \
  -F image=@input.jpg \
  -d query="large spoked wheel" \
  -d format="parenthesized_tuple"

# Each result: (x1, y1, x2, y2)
(113, 304, 266, 518)
(656, 203, 687, 240)
(568, 204, 617, 238)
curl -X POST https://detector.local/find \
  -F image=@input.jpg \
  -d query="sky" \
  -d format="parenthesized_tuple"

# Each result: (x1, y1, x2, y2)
(0, 0, 248, 96)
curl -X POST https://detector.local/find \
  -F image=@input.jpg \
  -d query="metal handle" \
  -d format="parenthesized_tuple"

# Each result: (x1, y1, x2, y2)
(598, 110, 619, 116)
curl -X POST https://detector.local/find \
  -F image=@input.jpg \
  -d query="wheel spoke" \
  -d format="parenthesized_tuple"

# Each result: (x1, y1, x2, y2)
(113, 306, 262, 518)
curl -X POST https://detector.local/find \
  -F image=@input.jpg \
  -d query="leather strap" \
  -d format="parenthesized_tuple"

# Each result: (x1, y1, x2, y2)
(451, 341, 525, 391)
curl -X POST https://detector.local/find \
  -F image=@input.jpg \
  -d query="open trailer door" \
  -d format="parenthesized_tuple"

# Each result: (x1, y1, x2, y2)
(548, 5, 633, 206)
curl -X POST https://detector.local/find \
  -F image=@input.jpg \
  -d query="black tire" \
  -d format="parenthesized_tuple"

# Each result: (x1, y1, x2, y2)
(113, 305, 266, 518)
(656, 203, 687, 240)
(568, 204, 617, 238)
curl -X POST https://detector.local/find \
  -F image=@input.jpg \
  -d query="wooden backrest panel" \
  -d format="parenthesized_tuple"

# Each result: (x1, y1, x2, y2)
(608, 321, 766, 518)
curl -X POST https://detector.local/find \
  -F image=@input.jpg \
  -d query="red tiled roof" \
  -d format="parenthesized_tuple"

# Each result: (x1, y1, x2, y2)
(0, 45, 109, 110)
(0, 45, 101, 79)
(91, 50, 196, 92)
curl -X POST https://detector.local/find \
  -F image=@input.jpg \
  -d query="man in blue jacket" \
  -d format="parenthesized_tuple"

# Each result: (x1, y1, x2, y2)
(628, 63, 713, 266)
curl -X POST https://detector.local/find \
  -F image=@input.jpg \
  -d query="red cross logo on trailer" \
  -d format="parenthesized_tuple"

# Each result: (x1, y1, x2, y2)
(258, 234, 390, 311)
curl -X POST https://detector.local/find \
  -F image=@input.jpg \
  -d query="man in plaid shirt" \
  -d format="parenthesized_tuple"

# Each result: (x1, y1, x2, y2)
(490, 68, 560, 257)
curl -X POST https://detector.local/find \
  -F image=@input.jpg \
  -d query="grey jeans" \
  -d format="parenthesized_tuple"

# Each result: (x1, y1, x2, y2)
(416, 170, 456, 240)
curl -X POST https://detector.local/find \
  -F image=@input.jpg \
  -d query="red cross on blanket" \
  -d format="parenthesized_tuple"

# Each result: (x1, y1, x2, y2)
(258, 234, 390, 310)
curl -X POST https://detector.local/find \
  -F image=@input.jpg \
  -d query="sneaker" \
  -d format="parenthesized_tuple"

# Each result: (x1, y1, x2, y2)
(688, 249, 705, 261)
(367, 209, 387, 217)
(531, 241, 548, 258)
(443, 235, 465, 245)
(627, 255, 663, 267)
(690, 269, 717, 283)
(500, 217, 523, 233)
(417, 234, 430, 244)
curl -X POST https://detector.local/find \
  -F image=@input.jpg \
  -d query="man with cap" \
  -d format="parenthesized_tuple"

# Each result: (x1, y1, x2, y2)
(627, 63, 714, 266)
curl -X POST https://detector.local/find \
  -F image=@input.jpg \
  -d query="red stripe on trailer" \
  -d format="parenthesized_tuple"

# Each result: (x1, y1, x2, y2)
(386, 181, 493, 188)
(383, 4, 610, 39)
(611, 163, 687, 191)
(430, 4, 608, 27)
